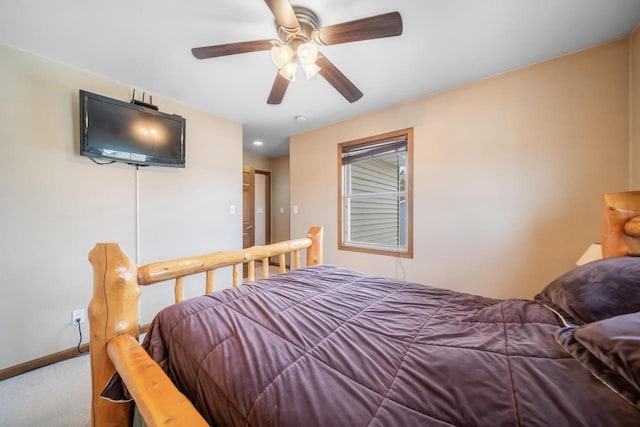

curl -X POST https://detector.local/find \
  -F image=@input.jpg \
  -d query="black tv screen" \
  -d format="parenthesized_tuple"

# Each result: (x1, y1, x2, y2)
(79, 90, 186, 167)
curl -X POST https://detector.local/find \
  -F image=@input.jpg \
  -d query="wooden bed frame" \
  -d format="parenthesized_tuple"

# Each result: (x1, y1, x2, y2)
(88, 190, 640, 427)
(602, 191, 640, 257)
(88, 226, 323, 427)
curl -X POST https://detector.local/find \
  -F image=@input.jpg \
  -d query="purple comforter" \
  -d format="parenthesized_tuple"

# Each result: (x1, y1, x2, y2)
(143, 265, 639, 426)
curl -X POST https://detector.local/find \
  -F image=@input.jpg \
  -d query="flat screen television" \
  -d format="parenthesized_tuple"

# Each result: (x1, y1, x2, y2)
(79, 90, 186, 167)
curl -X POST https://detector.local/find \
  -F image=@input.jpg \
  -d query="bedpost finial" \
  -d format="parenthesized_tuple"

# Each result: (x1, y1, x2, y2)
(306, 226, 323, 266)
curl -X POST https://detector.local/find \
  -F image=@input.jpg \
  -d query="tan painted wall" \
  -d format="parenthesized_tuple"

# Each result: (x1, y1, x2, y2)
(631, 25, 640, 188)
(0, 44, 243, 369)
(270, 155, 290, 244)
(291, 39, 630, 299)
(243, 151, 272, 172)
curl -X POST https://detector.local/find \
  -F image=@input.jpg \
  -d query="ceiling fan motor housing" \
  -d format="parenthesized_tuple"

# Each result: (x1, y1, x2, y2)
(276, 6, 321, 48)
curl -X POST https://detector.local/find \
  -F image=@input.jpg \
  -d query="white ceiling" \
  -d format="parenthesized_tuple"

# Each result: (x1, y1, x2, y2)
(2, 0, 640, 157)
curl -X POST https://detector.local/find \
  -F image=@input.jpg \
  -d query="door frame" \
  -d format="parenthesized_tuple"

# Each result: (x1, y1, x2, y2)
(255, 169, 271, 245)
(242, 166, 255, 250)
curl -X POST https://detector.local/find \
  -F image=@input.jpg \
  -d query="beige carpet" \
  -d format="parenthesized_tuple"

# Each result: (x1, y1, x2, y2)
(0, 353, 91, 426)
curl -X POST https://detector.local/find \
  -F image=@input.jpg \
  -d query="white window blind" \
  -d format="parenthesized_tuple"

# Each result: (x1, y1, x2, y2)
(342, 135, 408, 251)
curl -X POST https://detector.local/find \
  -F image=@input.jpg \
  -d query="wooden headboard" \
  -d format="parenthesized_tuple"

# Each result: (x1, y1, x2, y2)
(602, 191, 640, 258)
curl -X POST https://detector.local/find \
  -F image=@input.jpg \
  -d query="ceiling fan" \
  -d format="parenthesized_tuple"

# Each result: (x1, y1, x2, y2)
(191, 0, 403, 105)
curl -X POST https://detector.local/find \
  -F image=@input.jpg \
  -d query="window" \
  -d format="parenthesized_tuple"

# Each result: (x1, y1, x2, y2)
(338, 128, 413, 258)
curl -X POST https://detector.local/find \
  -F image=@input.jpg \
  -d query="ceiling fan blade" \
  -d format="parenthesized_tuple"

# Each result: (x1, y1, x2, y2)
(191, 40, 273, 59)
(313, 12, 402, 46)
(267, 72, 290, 105)
(316, 55, 363, 103)
(264, 0, 300, 33)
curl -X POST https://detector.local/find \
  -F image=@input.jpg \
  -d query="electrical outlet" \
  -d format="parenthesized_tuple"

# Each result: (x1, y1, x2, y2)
(72, 309, 86, 325)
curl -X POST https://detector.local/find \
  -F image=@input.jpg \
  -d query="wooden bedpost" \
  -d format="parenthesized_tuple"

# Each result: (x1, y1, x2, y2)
(88, 243, 140, 427)
(307, 226, 323, 266)
(602, 191, 640, 258)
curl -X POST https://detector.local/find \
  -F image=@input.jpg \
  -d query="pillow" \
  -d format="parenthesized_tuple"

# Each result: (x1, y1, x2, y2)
(571, 312, 640, 391)
(555, 312, 640, 408)
(535, 257, 640, 325)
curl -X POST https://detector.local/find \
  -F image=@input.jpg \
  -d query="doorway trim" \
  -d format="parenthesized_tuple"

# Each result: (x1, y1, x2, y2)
(255, 169, 271, 245)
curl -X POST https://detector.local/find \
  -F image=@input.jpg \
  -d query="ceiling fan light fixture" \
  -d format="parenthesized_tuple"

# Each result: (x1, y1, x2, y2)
(271, 44, 294, 69)
(192, 3, 403, 105)
(297, 41, 318, 64)
(279, 59, 298, 81)
(302, 62, 321, 80)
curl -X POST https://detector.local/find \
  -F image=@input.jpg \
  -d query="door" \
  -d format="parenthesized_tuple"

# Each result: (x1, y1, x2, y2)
(254, 170, 271, 246)
(243, 167, 255, 278)
(243, 167, 271, 278)
(243, 166, 255, 251)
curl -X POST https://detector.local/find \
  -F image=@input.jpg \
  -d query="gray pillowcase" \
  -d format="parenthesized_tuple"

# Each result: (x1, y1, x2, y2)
(555, 312, 640, 409)
(572, 312, 640, 392)
(535, 257, 640, 325)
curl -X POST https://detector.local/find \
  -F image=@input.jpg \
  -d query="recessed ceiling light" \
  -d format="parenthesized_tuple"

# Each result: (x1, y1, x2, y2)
(253, 140, 263, 146)
(294, 115, 307, 122)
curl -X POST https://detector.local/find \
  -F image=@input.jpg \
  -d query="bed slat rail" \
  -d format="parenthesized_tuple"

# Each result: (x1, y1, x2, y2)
(205, 270, 214, 294)
(139, 229, 322, 302)
(138, 234, 318, 286)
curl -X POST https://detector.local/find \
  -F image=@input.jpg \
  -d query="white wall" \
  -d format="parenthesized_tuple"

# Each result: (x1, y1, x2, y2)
(0, 44, 242, 369)
(290, 38, 630, 300)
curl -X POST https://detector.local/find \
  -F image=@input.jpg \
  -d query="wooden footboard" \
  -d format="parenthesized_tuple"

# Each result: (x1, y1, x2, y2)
(88, 227, 323, 427)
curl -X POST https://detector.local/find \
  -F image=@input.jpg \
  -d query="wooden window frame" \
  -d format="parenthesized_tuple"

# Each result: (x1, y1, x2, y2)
(337, 128, 413, 258)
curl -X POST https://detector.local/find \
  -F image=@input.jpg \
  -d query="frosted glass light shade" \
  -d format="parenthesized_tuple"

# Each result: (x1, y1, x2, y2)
(302, 62, 321, 80)
(279, 60, 297, 81)
(297, 41, 318, 64)
(271, 44, 294, 69)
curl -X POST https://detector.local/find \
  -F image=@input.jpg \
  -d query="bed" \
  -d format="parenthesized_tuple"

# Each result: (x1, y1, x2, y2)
(88, 194, 640, 426)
